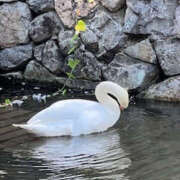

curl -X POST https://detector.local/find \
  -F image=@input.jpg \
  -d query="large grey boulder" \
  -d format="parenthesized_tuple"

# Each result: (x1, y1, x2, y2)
(82, 9, 125, 62)
(154, 38, 180, 76)
(26, 0, 54, 14)
(29, 11, 62, 43)
(138, 76, 180, 102)
(0, 2, 32, 48)
(124, 0, 176, 38)
(124, 39, 157, 64)
(34, 40, 64, 75)
(0, 44, 33, 71)
(102, 53, 159, 91)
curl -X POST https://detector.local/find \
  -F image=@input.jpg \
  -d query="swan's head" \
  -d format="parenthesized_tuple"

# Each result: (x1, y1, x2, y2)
(95, 81, 129, 110)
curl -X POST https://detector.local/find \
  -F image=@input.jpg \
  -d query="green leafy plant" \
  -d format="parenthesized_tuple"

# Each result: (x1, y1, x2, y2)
(5, 99, 11, 105)
(59, 58, 80, 95)
(0, 98, 12, 108)
(58, 20, 86, 96)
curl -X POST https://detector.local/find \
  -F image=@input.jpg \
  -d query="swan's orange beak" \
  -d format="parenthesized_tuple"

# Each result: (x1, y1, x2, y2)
(120, 105, 125, 111)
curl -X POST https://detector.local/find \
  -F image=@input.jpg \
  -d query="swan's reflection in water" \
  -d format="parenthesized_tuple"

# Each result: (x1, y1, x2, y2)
(10, 130, 131, 179)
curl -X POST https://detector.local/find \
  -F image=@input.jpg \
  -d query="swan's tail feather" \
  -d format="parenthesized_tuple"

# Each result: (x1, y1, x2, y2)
(12, 124, 30, 130)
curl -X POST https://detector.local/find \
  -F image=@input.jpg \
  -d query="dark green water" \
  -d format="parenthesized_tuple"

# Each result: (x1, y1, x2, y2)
(0, 100, 180, 180)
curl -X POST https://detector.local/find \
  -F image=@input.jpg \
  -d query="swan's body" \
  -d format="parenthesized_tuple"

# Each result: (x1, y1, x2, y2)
(13, 81, 129, 137)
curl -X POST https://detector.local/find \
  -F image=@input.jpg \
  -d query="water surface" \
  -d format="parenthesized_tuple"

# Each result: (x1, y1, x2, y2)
(0, 100, 180, 180)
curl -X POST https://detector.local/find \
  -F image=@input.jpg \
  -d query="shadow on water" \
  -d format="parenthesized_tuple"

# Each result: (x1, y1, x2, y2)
(0, 99, 180, 180)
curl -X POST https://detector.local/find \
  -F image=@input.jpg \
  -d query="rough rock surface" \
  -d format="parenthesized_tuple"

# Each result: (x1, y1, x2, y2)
(103, 53, 159, 91)
(0, 2, 32, 48)
(154, 38, 180, 76)
(55, 0, 97, 28)
(24, 60, 56, 82)
(54, 0, 74, 28)
(35, 40, 64, 75)
(174, 6, 180, 38)
(29, 11, 62, 43)
(80, 29, 99, 53)
(0, 44, 33, 71)
(124, 39, 157, 64)
(124, 0, 176, 38)
(26, 0, 54, 14)
(58, 30, 80, 56)
(74, 0, 98, 18)
(101, 0, 125, 12)
(138, 76, 180, 102)
(84, 9, 125, 61)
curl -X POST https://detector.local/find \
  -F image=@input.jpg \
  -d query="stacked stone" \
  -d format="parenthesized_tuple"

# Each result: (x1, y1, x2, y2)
(0, 0, 179, 101)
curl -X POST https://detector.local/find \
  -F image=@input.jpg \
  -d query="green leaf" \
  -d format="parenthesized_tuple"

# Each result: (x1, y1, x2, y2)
(66, 72, 75, 79)
(75, 20, 86, 32)
(61, 89, 67, 96)
(5, 99, 11, 105)
(68, 58, 80, 70)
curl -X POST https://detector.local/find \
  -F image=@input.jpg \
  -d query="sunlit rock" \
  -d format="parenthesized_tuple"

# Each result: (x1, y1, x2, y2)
(55, 0, 97, 28)
(54, 0, 75, 28)
(0, 2, 32, 48)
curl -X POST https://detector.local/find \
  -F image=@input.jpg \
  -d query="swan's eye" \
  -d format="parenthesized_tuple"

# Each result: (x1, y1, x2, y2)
(107, 93, 120, 107)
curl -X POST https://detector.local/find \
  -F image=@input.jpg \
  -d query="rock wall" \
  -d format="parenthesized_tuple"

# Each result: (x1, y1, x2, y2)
(0, 0, 180, 102)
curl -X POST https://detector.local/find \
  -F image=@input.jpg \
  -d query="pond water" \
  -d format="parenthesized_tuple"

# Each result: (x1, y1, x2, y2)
(0, 99, 180, 180)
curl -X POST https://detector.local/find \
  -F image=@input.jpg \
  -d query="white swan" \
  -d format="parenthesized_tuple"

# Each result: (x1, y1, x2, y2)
(13, 81, 129, 137)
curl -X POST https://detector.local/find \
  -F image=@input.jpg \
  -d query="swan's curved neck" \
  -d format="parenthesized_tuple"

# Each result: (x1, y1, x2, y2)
(95, 86, 120, 120)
